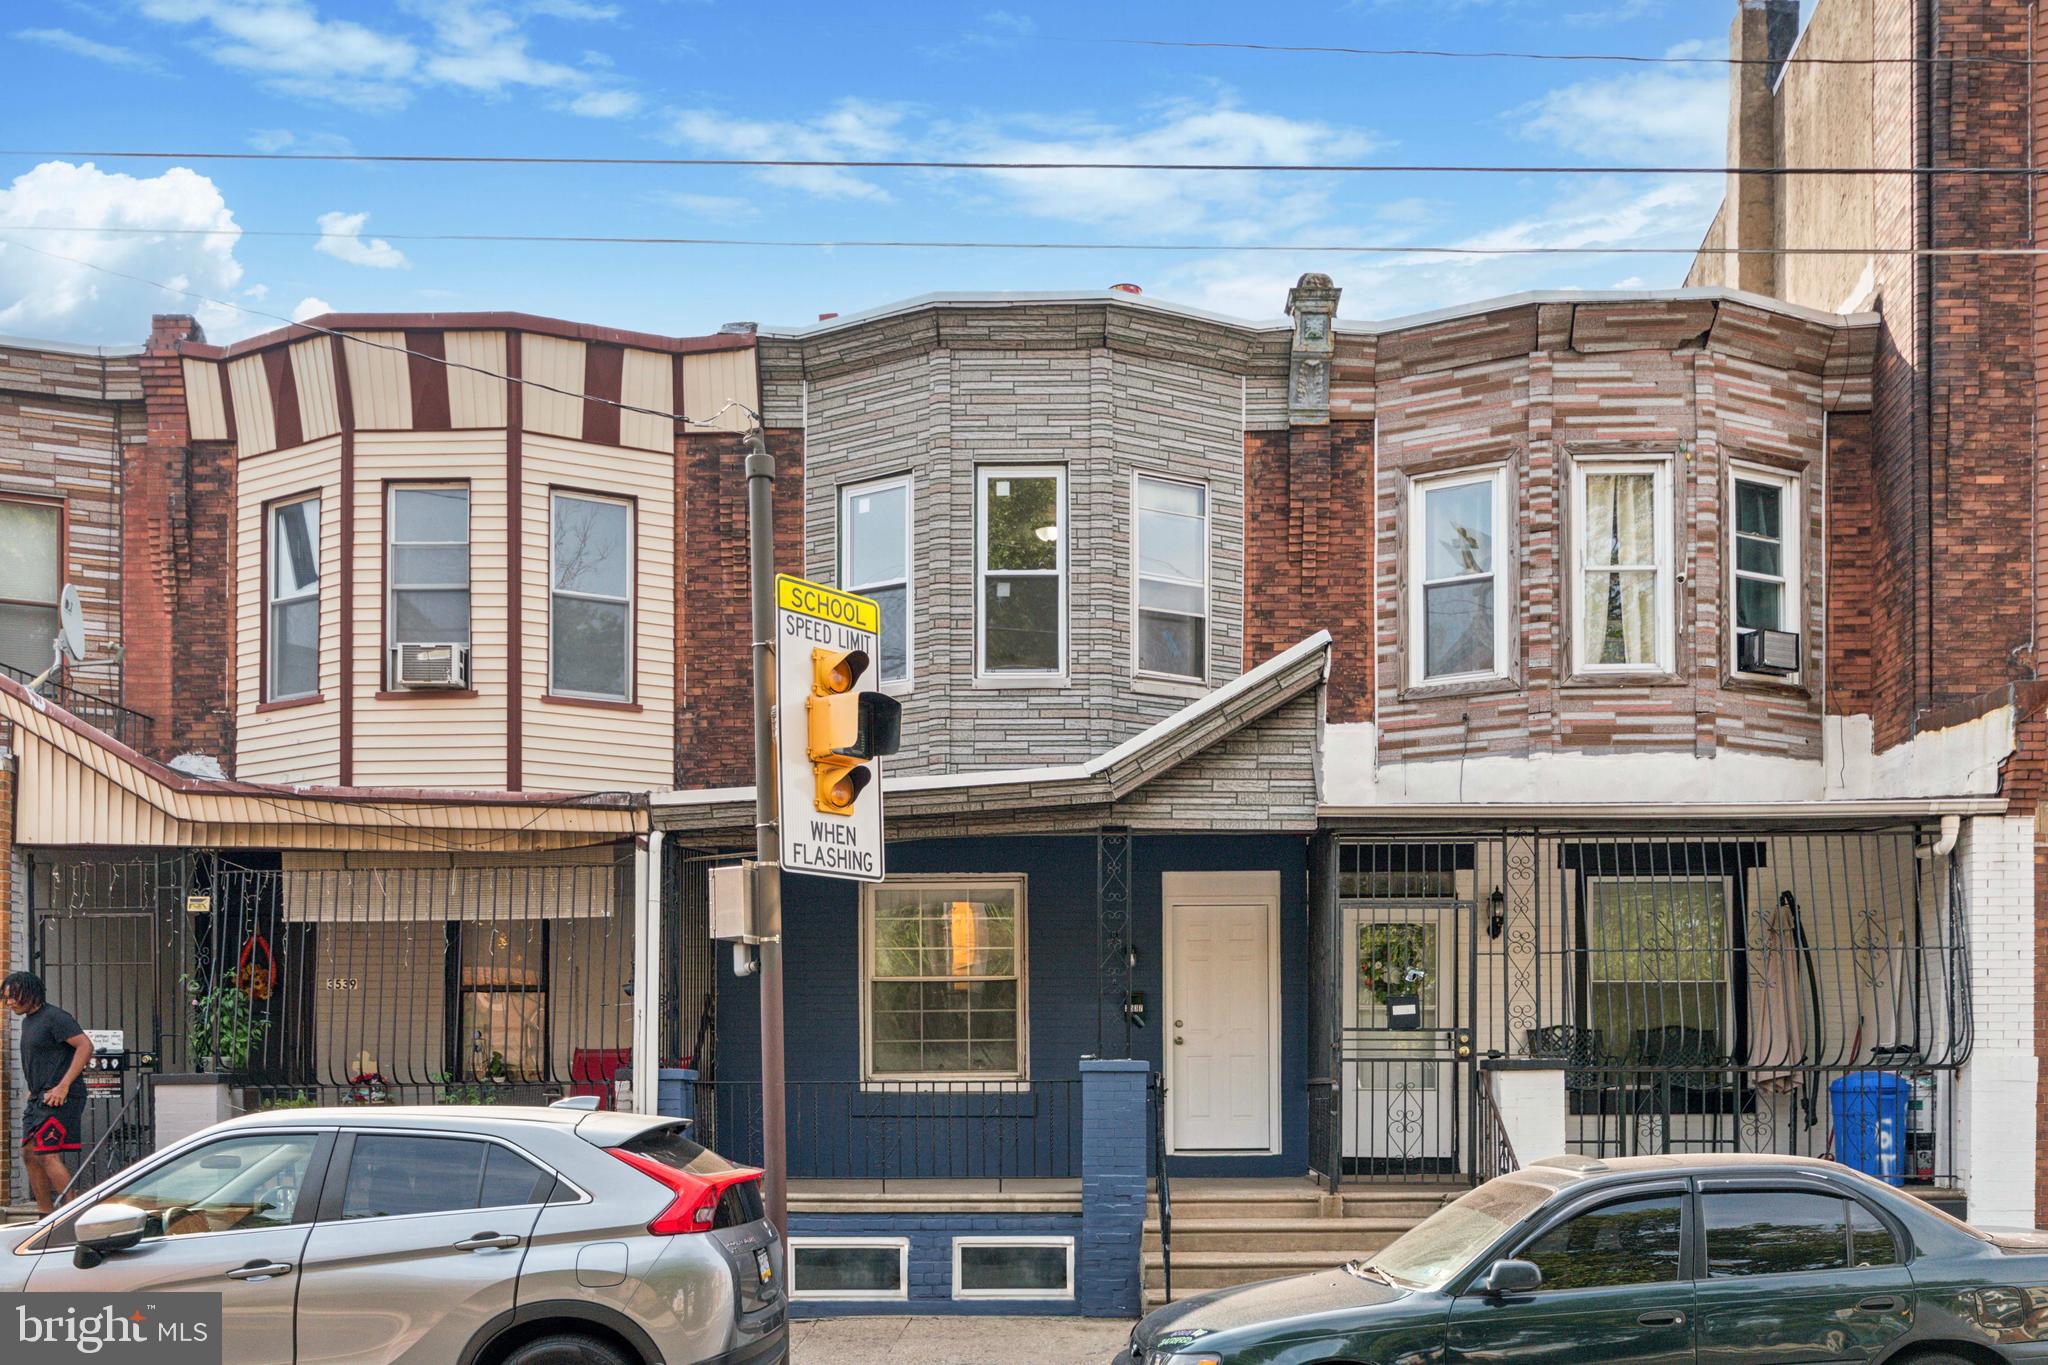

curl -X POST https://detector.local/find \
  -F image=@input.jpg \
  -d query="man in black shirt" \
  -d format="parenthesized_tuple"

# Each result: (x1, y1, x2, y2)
(4, 971, 93, 1213)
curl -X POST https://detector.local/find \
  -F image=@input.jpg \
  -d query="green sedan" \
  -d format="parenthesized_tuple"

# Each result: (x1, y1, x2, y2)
(1123, 1154, 2048, 1365)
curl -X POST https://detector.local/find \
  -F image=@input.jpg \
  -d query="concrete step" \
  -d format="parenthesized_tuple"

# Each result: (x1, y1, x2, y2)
(1142, 1250, 1347, 1292)
(1144, 1217, 1411, 1254)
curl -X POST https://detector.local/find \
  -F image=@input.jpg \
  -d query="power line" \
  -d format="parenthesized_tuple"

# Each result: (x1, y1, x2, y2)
(0, 237, 758, 431)
(3, 223, 2043, 257)
(1079, 36, 2034, 68)
(0, 149, 2038, 177)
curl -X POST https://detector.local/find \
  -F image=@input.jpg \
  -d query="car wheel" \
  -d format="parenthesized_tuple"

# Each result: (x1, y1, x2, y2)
(498, 1333, 634, 1365)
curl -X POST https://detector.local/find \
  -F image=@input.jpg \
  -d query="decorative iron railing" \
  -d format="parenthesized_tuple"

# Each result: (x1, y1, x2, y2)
(0, 663, 155, 753)
(1474, 1069, 1517, 1181)
(689, 1079, 1082, 1185)
(1148, 1072, 1174, 1303)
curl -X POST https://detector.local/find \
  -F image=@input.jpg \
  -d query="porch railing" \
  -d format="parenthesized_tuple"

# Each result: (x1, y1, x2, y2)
(1, 663, 155, 753)
(1148, 1073, 1174, 1303)
(689, 1079, 1081, 1185)
(1474, 1070, 1517, 1181)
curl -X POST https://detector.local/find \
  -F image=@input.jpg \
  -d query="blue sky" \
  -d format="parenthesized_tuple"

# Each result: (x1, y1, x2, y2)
(0, 0, 1772, 345)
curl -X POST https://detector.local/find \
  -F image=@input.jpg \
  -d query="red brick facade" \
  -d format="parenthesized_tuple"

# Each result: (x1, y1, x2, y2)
(1243, 421, 1375, 724)
(673, 427, 805, 787)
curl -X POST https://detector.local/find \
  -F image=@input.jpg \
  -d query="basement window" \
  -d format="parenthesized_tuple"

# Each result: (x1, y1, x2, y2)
(788, 1238, 909, 1300)
(952, 1236, 1075, 1300)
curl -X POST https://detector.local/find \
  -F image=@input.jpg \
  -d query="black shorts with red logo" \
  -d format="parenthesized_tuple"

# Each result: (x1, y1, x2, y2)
(22, 1095, 86, 1154)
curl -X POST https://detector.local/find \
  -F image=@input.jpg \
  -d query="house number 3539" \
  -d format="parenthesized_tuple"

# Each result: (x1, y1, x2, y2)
(324, 977, 360, 991)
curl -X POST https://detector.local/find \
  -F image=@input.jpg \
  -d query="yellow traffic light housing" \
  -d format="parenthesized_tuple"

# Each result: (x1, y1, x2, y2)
(805, 647, 902, 815)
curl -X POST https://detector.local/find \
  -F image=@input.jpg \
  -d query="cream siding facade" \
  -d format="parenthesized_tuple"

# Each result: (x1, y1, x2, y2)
(345, 331, 413, 430)
(521, 334, 585, 439)
(445, 331, 509, 428)
(235, 435, 344, 784)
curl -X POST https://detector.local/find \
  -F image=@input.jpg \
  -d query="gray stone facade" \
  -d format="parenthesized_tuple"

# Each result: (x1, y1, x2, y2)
(762, 296, 1287, 777)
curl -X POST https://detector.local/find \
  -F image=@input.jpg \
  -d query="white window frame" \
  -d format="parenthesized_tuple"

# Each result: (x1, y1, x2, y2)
(1406, 466, 1509, 688)
(1131, 471, 1211, 684)
(547, 490, 635, 701)
(386, 483, 472, 684)
(1569, 456, 1675, 676)
(860, 874, 1030, 1084)
(839, 474, 913, 691)
(267, 493, 321, 702)
(787, 1237, 910, 1302)
(974, 465, 1067, 681)
(1581, 874, 1734, 1063)
(1728, 463, 1802, 682)
(950, 1235, 1076, 1301)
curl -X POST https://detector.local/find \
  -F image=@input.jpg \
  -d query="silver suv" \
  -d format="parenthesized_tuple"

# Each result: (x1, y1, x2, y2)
(1, 1103, 786, 1365)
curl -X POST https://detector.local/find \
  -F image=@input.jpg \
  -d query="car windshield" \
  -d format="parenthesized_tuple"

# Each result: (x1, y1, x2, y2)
(1366, 1174, 1560, 1289)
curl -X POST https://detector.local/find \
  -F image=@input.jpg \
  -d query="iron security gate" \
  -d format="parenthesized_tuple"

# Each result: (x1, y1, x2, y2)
(1333, 843, 1478, 1183)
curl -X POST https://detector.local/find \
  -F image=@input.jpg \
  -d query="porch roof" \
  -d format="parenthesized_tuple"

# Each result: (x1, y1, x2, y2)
(652, 630, 1333, 840)
(0, 676, 645, 852)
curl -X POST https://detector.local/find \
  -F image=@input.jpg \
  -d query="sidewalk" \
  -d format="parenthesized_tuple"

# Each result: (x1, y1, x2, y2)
(788, 1316, 1133, 1364)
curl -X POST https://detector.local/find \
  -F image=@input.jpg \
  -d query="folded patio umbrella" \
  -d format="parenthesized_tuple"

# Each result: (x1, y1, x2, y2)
(1750, 897, 1807, 1094)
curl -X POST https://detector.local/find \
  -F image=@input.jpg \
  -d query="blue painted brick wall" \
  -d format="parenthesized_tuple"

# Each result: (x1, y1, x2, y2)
(1080, 1058, 1150, 1318)
(785, 1211, 1085, 1318)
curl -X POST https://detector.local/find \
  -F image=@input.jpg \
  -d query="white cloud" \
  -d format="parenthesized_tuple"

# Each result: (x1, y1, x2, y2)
(525, 0, 620, 17)
(291, 295, 334, 322)
(667, 99, 909, 202)
(13, 27, 167, 72)
(133, 0, 640, 115)
(0, 161, 250, 343)
(314, 210, 409, 268)
(1514, 52, 1728, 165)
(564, 88, 640, 118)
(248, 128, 357, 154)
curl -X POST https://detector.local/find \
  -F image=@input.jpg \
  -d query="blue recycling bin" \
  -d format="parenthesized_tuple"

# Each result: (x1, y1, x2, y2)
(1830, 1072, 1909, 1186)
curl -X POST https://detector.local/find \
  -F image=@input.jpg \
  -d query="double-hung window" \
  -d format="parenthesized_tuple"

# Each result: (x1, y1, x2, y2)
(1409, 469, 1506, 684)
(1134, 475, 1208, 681)
(0, 499, 62, 677)
(267, 495, 321, 700)
(976, 467, 1065, 677)
(840, 477, 911, 685)
(864, 877, 1026, 1081)
(1572, 459, 1673, 674)
(1731, 466, 1799, 676)
(387, 485, 471, 668)
(550, 491, 633, 701)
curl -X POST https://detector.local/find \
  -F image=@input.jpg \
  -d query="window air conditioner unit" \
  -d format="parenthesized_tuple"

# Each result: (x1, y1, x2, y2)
(391, 642, 469, 689)
(1739, 628, 1800, 676)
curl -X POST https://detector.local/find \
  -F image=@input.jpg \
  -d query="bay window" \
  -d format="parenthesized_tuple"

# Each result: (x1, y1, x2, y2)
(267, 495, 321, 700)
(1134, 474, 1209, 681)
(1571, 459, 1672, 674)
(1731, 467, 1799, 676)
(976, 467, 1065, 677)
(864, 877, 1026, 1081)
(840, 477, 911, 685)
(1409, 468, 1507, 684)
(549, 491, 633, 700)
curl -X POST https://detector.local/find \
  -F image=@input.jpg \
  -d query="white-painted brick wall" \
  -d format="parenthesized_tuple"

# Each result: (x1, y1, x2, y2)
(1955, 813, 2037, 1229)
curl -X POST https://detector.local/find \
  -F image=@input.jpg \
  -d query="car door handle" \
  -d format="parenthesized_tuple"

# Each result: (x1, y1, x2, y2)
(1637, 1310, 1686, 1327)
(1857, 1295, 1906, 1313)
(225, 1261, 293, 1281)
(454, 1233, 522, 1251)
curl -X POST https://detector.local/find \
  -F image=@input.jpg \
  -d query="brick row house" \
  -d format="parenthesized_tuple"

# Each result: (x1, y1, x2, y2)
(0, 0, 2043, 1320)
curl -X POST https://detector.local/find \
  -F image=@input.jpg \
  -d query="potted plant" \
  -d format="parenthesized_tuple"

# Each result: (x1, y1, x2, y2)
(342, 1072, 389, 1105)
(180, 972, 268, 1072)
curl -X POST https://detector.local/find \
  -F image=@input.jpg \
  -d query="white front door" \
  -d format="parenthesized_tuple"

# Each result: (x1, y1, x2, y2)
(1342, 904, 1461, 1169)
(1165, 871, 1279, 1153)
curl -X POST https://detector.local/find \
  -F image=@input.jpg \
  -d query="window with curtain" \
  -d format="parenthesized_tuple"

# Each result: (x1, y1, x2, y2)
(268, 496, 321, 700)
(977, 468, 1064, 675)
(550, 492, 633, 700)
(387, 485, 471, 658)
(1575, 463, 1668, 672)
(1733, 469, 1798, 672)
(1135, 475, 1208, 680)
(0, 500, 61, 676)
(841, 477, 911, 684)
(1410, 469, 1503, 682)
(865, 878, 1025, 1079)
(1583, 878, 1729, 1065)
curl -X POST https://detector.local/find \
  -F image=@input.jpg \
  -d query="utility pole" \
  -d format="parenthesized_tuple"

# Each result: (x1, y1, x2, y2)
(743, 424, 788, 1238)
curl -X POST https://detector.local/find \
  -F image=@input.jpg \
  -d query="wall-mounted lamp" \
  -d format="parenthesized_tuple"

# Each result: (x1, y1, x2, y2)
(1487, 887, 1506, 940)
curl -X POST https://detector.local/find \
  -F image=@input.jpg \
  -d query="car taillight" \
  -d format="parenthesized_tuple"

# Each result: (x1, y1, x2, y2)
(608, 1147, 763, 1235)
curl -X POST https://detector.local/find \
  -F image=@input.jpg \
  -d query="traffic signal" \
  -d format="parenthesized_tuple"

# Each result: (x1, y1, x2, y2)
(805, 647, 902, 814)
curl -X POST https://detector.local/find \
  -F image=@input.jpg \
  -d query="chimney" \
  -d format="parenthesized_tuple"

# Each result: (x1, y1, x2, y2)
(1725, 0, 1800, 296)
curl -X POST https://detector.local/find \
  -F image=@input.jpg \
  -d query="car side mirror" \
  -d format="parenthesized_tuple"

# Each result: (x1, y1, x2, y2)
(71, 1202, 149, 1269)
(1477, 1258, 1543, 1297)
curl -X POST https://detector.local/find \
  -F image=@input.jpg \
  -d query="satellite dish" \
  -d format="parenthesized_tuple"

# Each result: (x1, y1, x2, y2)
(57, 584, 85, 663)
